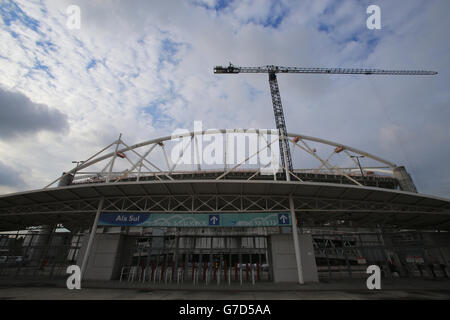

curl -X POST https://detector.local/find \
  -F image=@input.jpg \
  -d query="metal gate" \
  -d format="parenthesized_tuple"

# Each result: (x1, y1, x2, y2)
(0, 228, 84, 281)
(313, 231, 450, 280)
(119, 233, 272, 285)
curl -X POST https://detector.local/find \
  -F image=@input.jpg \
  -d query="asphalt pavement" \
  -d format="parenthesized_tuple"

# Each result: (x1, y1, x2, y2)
(0, 278, 449, 300)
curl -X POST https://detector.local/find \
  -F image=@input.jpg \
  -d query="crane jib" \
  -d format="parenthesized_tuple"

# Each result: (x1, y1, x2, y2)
(214, 65, 437, 76)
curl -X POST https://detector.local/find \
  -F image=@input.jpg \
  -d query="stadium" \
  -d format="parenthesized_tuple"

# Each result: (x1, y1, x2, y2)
(1, 128, 449, 286)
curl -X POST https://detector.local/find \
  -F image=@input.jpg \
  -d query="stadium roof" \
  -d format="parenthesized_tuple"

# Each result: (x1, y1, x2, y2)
(1, 180, 449, 231)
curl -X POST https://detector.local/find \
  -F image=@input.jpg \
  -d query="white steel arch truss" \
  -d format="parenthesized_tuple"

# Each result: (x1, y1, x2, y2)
(44, 129, 398, 189)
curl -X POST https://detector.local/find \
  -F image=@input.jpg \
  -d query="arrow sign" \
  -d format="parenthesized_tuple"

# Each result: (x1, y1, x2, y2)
(209, 214, 220, 226)
(278, 213, 290, 225)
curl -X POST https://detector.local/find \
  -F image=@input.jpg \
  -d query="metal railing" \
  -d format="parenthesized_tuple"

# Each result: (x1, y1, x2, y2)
(0, 229, 84, 281)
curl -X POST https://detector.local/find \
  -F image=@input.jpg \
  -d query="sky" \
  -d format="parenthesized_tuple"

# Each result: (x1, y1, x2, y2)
(0, 0, 449, 198)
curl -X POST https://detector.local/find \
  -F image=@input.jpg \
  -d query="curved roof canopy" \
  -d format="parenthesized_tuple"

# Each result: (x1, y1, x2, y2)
(1, 180, 449, 232)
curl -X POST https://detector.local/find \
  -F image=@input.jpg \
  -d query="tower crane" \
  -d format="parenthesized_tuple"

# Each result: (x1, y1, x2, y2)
(214, 63, 437, 285)
(214, 64, 437, 181)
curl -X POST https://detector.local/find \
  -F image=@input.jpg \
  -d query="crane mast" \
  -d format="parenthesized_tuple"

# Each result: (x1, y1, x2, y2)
(214, 63, 437, 180)
(268, 71, 293, 175)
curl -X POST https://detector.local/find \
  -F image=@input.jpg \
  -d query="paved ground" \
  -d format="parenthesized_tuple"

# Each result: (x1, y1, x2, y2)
(1, 286, 450, 300)
(0, 278, 449, 300)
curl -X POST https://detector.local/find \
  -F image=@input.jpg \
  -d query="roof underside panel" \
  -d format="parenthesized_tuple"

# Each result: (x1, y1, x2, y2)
(0, 180, 449, 231)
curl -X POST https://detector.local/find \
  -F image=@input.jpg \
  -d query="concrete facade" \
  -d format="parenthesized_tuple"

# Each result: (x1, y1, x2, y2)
(78, 230, 321, 283)
(77, 233, 122, 281)
(270, 233, 319, 283)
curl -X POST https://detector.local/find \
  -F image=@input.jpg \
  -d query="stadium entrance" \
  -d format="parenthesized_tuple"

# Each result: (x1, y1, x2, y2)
(119, 231, 272, 285)
(94, 212, 289, 285)
(1, 227, 449, 285)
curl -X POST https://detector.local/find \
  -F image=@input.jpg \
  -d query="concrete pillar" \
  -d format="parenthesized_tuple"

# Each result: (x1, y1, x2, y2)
(270, 233, 318, 283)
(80, 197, 104, 280)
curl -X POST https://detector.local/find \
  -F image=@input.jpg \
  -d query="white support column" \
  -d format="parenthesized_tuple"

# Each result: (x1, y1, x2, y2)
(289, 195, 304, 284)
(282, 134, 304, 284)
(107, 134, 122, 183)
(224, 132, 227, 171)
(80, 196, 105, 280)
(194, 135, 202, 172)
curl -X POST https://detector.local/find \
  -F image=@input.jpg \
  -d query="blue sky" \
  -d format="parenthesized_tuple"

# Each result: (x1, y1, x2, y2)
(0, 0, 449, 198)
